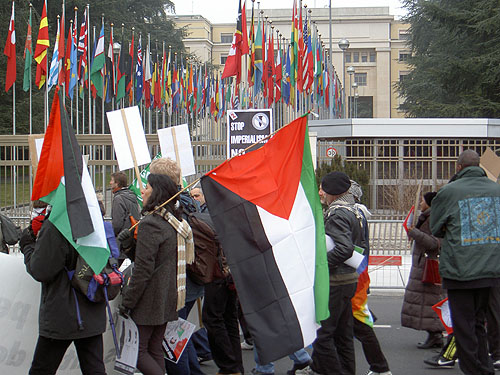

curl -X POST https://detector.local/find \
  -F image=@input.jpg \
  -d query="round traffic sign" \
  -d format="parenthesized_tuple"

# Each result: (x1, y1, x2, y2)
(326, 147, 337, 158)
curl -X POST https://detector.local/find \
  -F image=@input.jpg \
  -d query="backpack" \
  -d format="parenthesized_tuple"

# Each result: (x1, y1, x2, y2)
(68, 222, 124, 303)
(0, 213, 22, 246)
(187, 212, 228, 285)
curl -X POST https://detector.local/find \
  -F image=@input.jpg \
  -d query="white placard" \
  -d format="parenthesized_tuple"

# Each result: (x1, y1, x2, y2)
(107, 106, 151, 171)
(157, 124, 196, 177)
(114, 316, 138, 375)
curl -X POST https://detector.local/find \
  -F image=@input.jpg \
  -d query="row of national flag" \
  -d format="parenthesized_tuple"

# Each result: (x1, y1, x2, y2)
(4, 0, 343, 118)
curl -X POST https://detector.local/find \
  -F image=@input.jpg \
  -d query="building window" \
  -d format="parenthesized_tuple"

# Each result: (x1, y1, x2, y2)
(353, 52, 359, 63)
(220, 55, 228, 65)
(369, 51, 376, 62)
(361, 52, 368, 63)
(345, 53, 351, 63)
(399, 52, 411, 62)
(221, 33, 233, 43)
(399, 30, 410, 40)
(354, 72, 367, 86)
(399, 72, 409, 83)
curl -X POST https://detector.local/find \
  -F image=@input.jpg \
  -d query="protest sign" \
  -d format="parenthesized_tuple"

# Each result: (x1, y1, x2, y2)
(114, 315, 139, 375)
(162, 318, 196, 364)
(107, 106, 151, 189)
(158, 124, 196, 180)
(227, 109, 273, 158)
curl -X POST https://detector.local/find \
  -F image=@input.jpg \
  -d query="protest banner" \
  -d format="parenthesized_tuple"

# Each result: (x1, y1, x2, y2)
(162, 318, 196, 364)
(158, 124, 196, 183)
(227, 109, 273, 158)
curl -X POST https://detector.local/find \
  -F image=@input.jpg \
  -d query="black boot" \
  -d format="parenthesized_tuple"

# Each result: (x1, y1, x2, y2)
(417, 332, 443, 349)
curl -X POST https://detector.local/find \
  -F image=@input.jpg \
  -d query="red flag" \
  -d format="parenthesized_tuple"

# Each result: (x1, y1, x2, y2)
(64, 24, 72, 96)
(127, 33, 134, 98)
(34, 0, 49, 89)
(266, 33, 275, 107)
(57, 9, 65, 85)
(4, 1, 16, 92)
(222, 0, 244, 83)
(275, 38, 282, 104)
(241, 0, 249, 55)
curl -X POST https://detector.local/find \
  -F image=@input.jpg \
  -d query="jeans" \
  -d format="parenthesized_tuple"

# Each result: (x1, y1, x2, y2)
(254, 347, 311, 373)
(353, 318, 390, 373)
(165, 300, 206, 375)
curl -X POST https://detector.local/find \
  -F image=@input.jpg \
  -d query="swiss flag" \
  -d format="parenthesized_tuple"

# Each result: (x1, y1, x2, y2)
(4, 2, 16, 92)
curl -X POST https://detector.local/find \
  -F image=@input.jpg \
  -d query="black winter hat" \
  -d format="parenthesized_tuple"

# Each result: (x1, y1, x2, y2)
(321, 171, 351, 195)
(424, 191, 437, 207)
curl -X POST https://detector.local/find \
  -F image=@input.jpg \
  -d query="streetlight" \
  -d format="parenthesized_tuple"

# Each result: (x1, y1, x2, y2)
(338, 38, 350, 118)
(347, 66, 355, 118)
(352, 82, 359, 118)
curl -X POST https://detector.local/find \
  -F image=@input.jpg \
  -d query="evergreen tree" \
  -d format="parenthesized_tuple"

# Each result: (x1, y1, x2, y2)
(398, 0, 500, 118)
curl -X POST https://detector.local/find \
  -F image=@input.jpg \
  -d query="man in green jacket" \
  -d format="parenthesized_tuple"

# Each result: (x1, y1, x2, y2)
(430, 149, 500, 375)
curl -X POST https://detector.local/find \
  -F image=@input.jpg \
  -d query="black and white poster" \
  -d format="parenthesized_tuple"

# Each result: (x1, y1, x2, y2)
(227, 109, 273, 158)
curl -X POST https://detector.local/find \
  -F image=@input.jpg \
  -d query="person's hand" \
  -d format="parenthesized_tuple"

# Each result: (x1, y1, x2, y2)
(19, 227, 36, 250)
(117, 229, 136, 249)
(118, 304, 131, 319)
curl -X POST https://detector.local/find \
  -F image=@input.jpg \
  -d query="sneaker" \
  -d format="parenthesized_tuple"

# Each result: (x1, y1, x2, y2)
(295, 366, 319, 375)
(493, 359, 500, 370)
(197, 355, 212, 364)
(366, 371, 392, 375)
(250, 369, 273, 375)
(241, 340, 254, 350)
(424, 354, 456, 368)
(287, 360, 313, 375)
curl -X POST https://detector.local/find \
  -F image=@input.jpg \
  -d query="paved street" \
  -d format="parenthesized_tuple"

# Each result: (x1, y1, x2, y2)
(201, 293, 464, 375)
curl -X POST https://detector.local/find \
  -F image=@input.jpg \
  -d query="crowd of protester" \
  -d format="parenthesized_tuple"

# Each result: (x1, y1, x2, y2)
(13, 152, 500, 375)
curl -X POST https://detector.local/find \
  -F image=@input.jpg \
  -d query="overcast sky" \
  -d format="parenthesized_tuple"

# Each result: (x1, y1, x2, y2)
(171, 0, 407, 24)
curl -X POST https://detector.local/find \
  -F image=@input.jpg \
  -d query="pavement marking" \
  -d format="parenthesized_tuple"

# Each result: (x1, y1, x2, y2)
(374, 324, 392, 328)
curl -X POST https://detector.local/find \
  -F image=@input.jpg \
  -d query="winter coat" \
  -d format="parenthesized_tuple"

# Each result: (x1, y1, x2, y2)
(324, 199, 367, 285)
(121, 212, 178, 326)
(111, 188, 141, 236)
(401, 208, 445, 332)
(431, 166, 500, 284)
(21, 220, 106, 339)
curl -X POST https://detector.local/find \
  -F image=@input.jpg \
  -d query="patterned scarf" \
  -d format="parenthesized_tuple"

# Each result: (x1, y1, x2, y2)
(325, 192, 365, 228)
(156, 207, 195, 311)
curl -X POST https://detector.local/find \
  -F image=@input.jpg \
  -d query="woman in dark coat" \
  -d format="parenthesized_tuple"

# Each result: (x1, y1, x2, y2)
(121, 173, 180, 375)
(401, 191, 445, 349)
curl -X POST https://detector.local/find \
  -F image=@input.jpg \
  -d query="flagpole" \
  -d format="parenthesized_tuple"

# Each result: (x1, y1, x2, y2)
(92, 25, 96, 134)
(74, 7, 80, 133)
(148, 33, 151, 134)
(131, 27, 135, 106)
(101, 14, 105, 134)
(87, 4, 91, 134)
(162, 41, 166, 128)
(28, 3, 32, 134)
(69, 19, 74, 128)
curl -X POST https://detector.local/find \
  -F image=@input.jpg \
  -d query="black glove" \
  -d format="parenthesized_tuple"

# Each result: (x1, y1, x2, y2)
(118, 304, 131, 319)
(19, 227, 36, 251)
(117, 229, 136, 261)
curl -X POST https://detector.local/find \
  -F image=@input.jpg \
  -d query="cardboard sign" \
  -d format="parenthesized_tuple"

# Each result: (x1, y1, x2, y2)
(480, 147, 500, 182)
(157, 124, 196, 178)
(226, 109, 273, 158)
(107, 106, 151, 172)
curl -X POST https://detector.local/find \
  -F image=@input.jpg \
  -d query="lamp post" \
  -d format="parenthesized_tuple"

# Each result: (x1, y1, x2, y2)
(338, 38, 350, 118)
(347, 65, 355, 118)
(352, 82, 358, 118)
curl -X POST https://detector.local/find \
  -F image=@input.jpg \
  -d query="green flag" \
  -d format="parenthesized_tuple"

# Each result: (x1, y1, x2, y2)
(90, 26, 105, 98)
(23, 11, 32, 92)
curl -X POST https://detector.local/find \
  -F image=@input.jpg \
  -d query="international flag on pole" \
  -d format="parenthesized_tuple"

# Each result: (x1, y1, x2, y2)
(23, 5, 32, 93)
(47, 16, 60, 90)
(90, 25, 105, 98)
(4, 1, 16, 92)
(200, 115, 330, 364)
(34, 0, 49, 89)
(135, 35, 143, 103)
(31, 87, 109, 274)
(221, 0, 244, 83)
(68, 19, 79, 99)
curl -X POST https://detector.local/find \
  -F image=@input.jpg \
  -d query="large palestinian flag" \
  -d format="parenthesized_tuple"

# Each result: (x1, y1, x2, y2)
(32, 87, 109, 274)
(201, 115, 329, 363)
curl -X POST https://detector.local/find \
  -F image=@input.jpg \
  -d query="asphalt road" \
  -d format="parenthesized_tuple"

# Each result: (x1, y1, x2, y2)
(201, 293, 465, 375)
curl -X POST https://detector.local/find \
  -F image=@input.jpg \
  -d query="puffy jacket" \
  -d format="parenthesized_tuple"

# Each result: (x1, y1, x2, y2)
(21, 220, 106, 339)
(111, 188, 141, 236)
(430, 166, 500, 282)
(324, 201, 366, 285)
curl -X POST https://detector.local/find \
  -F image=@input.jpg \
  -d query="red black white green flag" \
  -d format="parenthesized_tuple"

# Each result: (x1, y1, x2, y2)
(31, 87, 109, 274)
(201, 115, 329, 363)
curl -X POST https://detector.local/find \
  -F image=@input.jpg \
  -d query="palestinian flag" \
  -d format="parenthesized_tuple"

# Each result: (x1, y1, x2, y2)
(201, 115, 329, 363)
(32, 87, 109, 274)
